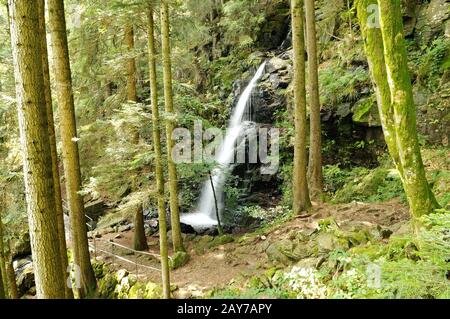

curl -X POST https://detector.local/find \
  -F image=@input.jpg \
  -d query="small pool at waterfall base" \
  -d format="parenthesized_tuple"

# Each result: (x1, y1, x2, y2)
(180, 212, 218, 231)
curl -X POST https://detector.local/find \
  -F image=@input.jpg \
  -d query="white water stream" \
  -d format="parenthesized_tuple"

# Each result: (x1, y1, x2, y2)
(181, 62, 267, 229)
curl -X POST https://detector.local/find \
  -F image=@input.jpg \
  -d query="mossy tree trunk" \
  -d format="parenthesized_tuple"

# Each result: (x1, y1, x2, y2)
(0, 212, 18, 299)
(37, 0, 72, 299)
(160, 0, 185, 253)
(305, 0, 323, 200)
(8, 0, 65, 299)
(147, 5, 170, 299)
(291, 0, 312, 214)
(356, 0, 439, 220)
(0, 264, 4, 299)
(377, 0, 439, 218)
(48, 0, 96, 298)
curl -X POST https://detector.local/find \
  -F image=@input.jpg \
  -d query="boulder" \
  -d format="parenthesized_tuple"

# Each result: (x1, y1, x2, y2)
(98, 273, 118, 299)
(13, 256, 34, 295)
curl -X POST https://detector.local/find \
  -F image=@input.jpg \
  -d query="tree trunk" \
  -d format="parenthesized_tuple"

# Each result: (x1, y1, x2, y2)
(291, 0, 312, 213)
(0, 214, 18, 299)
(356, 0, 439, 220)
(48, 0, 96, 298)
(376, 0, 439, 218)
(133, 204, 148, 251)
(37, 0, 73, 299)
(0, 265, 4, 299)
(125, 24, 138, 103)
(5, 246, 18, 299)
(160, 1, 185, 253)
(8, 0, 65, 299)
(0, 214, 7, 298)
(305, 0, 323, 200)
(147, 6, 170, 299)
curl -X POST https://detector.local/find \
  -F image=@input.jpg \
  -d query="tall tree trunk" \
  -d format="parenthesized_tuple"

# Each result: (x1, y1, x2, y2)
(291, 0, 312, 213)
(147, 6, 170, 298)
(125, 25, 138, 103)
(8, 0, 65, 298)
(376, 0, 439, 218)
(160, 0, 185, 253)
(0, 214, 7, 298)
(125, 24, 147, 250)
(133, 204, 148, 251)
(5, 244, 18, 299)
(305, 0, 323, 200)
(37, 0, 72, 299)
(356, 0, 439, 220)
(0, 264, 4, 299)
(0, 214, 18, 299)
(48, 0, 96, 298)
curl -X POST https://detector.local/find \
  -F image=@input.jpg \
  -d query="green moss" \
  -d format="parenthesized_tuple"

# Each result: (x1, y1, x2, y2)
(169, 251, 190, 270)
(352, 95, 380, 126)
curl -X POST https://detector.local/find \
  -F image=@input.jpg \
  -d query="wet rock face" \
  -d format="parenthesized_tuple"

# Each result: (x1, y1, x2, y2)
(415, 0, 450, 44)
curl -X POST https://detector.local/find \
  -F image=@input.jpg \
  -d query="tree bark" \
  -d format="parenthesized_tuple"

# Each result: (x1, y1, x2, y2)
(0, 214, 7, 298)
(0, 213, 18, 299)
(160, 0, 185, 253)
(376, 0, 439, 218)
(48, 0, 96, 298)
(37, 0, 72, 299)
(291, 0, 312, 213)
(5, 245, 18, 299)
(125, 24, 138, 103)
(8, 0, 65, 298)
(133, 204, 148, 251)
(305, 0, 323, 200)
(356, 0, 439, 220)
(147, 6, 170, 299)
(0, 265, 4, 299)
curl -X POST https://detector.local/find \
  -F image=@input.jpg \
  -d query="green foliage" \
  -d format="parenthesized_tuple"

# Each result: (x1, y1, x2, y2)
(219, 0, 266, 48)
(319, 63, 370, 109)
(330, 166, 406, 204)
(410, 37, 450, 90)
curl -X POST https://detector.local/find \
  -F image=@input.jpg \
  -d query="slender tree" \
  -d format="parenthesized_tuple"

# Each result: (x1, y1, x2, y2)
(305, 0, 323, 200)
(133, 204, 148, 251)
(124, 23, 148, 251)
(0, 265, 4, 299)
(48, 0, 96, 297)
(4, 245, 18, 299)
(0, 213, 7, 298)
(8, 0, 65, 298)
(147, 4, 170, 298)
(125, 24, 138, 103)
(356, 0, 439, 220)
(291, 0, 312, 213)
(37, 0, 72, 299)
(160, 0, 185, 253)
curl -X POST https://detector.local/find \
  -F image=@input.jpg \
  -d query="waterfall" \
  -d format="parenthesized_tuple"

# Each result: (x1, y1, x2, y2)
(181, 62, 267, 229)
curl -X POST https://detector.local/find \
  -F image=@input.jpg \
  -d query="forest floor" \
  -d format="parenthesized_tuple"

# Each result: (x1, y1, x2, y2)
(90, 199, 410, 298)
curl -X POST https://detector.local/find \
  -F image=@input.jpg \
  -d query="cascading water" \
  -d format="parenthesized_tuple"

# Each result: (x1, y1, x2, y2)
(181, 62, 267, 229)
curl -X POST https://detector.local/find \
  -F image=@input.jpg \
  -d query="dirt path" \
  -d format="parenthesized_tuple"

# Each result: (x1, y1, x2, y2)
(90, 199, 410, 297)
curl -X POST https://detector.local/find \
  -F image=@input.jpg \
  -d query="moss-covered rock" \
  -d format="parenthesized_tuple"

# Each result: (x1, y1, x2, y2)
(128, 282, 146, 299)
(352, 95, 381, 127)
(208, 234, 234, 248)
(170, 251, 190, 270)
(144, 282, 163, 299)
(98, 273, 118, 299)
